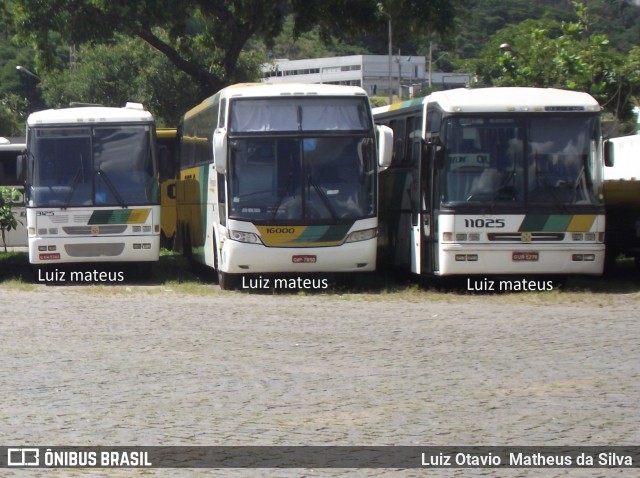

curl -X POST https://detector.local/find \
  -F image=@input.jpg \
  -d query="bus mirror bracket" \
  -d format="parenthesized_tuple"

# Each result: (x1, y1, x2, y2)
(428, 137, 444, 169)
(213, 127, 228, 174)
(603, 139, 614, 167)
(377, 124, 393, 171)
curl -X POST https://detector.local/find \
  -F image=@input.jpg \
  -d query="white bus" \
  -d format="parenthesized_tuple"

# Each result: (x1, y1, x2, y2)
(373, 87, 605, 280)
(0, 138, 27, 250)
(23, 103, 161, 266)
(176, 83, 392, 289)
(603, 134, 640, 269)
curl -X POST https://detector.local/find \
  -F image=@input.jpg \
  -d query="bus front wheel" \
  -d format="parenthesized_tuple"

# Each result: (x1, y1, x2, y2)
(218, 271, 240, 291)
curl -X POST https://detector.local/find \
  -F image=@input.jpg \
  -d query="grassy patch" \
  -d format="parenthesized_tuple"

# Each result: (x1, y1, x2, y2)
(1, 250, 639, 300)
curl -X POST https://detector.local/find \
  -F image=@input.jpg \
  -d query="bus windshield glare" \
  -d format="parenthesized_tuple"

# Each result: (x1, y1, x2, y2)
(227, 97, 375, 222)
(441, 115, 601, 207)
(28, 125, 156, 208)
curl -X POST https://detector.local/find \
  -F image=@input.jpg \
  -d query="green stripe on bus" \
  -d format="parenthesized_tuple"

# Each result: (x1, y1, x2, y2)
(292, 224, 352, 243)
(88, 209, 151, 225)
(518, 214, 595, 232)
(518, 215, 549, 232)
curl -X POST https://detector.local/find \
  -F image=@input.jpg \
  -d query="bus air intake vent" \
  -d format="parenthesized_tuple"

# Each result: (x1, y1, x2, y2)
(63, 226, 128, 235)
(64, 243, 125, 257)
(487, 232, 565, 242)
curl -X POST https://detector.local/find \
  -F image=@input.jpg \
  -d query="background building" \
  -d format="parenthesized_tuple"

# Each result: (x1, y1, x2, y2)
(262, 55, 471, 99)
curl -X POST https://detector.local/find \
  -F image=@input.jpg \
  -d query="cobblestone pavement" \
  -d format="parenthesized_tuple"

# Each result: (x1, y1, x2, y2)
(1, 284, 638, 477)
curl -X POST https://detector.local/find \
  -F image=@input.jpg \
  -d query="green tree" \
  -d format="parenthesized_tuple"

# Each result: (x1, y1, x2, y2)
(469, 2, 640, 129)
(40, 35, 205, 126)
(0, 187, 21, 252)
(0, 93, 28, 137)
(10, 0, 458, 97)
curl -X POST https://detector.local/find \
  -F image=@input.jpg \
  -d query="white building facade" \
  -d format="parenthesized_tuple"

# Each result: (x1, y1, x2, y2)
(262, 55, 470, 98)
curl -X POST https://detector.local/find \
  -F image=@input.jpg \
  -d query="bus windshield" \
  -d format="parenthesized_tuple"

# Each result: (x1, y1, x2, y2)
(28, 125, 157, 207)
(228, 136, 376, 222)
(441, 115, 602, 207)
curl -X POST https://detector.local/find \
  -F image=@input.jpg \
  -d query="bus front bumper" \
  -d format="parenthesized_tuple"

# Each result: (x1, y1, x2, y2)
(437, 243, 605, 276)
(219, 238, 377, 274)
(28, 236, 160, 264)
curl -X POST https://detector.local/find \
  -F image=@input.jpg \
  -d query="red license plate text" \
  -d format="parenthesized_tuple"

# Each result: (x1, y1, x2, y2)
(39, 253, 61, 260)
(512, 251, 539, 261)
(292, 255, 317, 264)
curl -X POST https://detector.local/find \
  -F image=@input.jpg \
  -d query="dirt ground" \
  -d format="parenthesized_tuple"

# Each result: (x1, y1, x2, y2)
(2, 251, 640, 477)
(1, 273, 639, 477)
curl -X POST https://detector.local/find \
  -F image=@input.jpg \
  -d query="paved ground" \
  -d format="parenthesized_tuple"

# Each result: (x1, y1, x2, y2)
(0, 282, 639, 477)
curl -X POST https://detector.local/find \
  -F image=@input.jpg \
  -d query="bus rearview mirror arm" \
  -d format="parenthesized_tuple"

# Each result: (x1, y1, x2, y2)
(427, 137, 444, 169)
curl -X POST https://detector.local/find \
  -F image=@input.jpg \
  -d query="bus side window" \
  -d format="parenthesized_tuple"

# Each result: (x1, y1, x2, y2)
(426, 109, 442, 136)
(406, 116, 423, 166)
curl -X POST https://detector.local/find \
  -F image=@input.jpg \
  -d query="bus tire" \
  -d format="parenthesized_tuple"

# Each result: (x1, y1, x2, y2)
(131, 262, 153, 281)
(160, 231, 175, 251)
(218, 271, 239, 291)
(182, 225, 192, 260)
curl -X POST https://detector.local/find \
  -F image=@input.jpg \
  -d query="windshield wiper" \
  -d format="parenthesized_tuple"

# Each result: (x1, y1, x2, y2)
(307, 173, 338, 220)
(96, 169, 126, 208)
(63, 168, 83, 209)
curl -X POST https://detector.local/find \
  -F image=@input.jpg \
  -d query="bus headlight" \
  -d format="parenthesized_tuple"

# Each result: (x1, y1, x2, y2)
(345, 227, 377, 243)
(229, 230, 262, 244)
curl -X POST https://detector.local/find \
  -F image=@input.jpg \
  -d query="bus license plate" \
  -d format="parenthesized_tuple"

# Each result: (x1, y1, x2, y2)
(39, 253, 61, 260)
(512, 251, 539, 261)
(292, 255, 317, 264)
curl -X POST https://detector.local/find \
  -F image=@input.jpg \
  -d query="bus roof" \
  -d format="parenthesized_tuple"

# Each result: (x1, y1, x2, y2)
(222, 82, 368, 98)
(185, 82, 369, 120)
(27, 104, 154, 126)
(374, 87, 600, 116)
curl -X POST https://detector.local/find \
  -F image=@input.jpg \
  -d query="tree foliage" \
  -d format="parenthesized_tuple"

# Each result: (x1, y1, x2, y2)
(0, 187, 21, 253)
(469, 2, 640, 131)
(10, 0, 458, 94)
(40, 35, 211, 126)
(4, 0, 640, 130)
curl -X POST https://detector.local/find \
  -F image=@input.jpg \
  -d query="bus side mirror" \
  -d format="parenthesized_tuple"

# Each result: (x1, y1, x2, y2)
(17, 153, 27, 183)
(213, 127, 228, 174)
(603, 140, 614, 167)
(377, 124, 393, 171)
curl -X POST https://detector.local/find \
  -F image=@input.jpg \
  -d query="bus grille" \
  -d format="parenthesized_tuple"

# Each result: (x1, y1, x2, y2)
(487, 232, 566, 242)
(64, 243, 125, 257)
(63, 226, 128, 235)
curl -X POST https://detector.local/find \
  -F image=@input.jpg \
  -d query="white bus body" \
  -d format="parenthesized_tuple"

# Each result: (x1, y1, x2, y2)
(0, 139, 27, 250)
(603, 134, 640, 265)
(373, 87, 605, 278)
(24, 104, 161, 264)
(176, 83, 392, 289)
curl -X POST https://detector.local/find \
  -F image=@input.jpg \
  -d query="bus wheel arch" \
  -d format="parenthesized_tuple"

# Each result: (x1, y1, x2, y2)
(212, 228, 239, 290)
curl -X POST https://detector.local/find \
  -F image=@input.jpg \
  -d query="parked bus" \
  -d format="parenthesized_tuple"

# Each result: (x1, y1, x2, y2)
(603, 134, 640, 269)
(0, 138, 27, 250)
(373, 87, 605, 280)
(22, 103, 161, 266)
(176, 83, 392, 289)
(157, 127, 178, 249)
